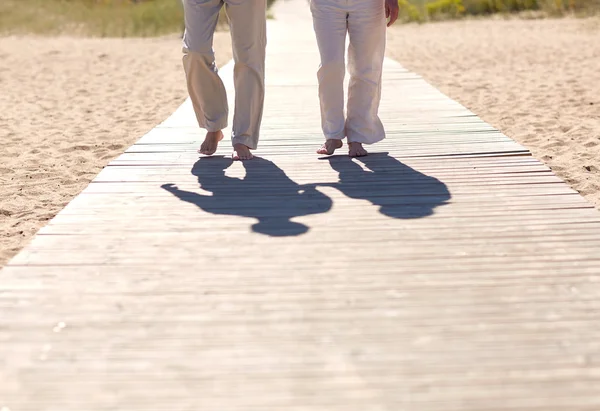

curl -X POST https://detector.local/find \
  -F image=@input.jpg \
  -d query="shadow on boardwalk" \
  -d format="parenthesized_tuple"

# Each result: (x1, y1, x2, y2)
(162, 156, 332, 237)
(162, 153, 450, 236)
(322, 153, 451, 219)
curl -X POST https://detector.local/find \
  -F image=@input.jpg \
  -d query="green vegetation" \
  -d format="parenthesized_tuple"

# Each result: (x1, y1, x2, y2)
(0, 0, 184, 36)
(400, 0, 600, 21)
(0, 0, 278, 37)
(0, 0, 597, 36)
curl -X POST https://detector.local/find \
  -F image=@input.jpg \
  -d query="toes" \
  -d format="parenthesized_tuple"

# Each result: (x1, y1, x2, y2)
(232, 150, 251, 160)
(317, 140, 342, 155)
(233, 154, 252, 161)
(348, 143, 367, 157)
(349, 149, 366, 158)
(232, 144, 253, 160)
(199, 132, 223, 155)
(199, 143, 214, 155)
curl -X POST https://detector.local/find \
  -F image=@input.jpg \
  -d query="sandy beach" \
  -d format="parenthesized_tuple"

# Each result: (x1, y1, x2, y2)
(0, 33, 232, 267)
(387, 17, 600, 207)
(2, 16, 600, 268)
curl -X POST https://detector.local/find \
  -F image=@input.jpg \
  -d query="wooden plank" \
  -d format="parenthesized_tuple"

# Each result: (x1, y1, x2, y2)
(2, 1, 600, 410)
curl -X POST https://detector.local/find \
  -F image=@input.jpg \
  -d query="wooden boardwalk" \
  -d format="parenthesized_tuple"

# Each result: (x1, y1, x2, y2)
(3, 0, 600, 409)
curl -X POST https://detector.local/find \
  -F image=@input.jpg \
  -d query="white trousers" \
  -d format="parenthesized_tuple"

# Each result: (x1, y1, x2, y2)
(310, 0, 387, 144)
(182, 0, 267, 149)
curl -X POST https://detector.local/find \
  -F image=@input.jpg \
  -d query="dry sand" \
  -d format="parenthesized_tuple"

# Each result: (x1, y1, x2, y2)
(387, 17, 600, 207)
(3, 17, 600, 268)
(0, 33, 232, 267)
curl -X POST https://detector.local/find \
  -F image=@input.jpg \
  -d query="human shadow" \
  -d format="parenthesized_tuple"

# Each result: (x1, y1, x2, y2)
(161, 156, 332, 236)
(322, 153, 451, 219)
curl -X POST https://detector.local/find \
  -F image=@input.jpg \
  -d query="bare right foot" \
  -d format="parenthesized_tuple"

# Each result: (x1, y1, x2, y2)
(232, 143, 253, 161)
(198, 130, 224, 156)
(349, 142, 368, 157)
(316, 139, 343, 155)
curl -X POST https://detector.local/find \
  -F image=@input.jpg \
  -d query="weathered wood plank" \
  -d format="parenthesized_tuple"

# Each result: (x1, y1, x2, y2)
(2, 1, 600, 410)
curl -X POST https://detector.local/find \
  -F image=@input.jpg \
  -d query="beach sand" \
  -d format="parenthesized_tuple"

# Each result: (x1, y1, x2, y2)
(2, 17, 600, 268)
(0, 33, 232, 267)
(387, 17, 600, 207)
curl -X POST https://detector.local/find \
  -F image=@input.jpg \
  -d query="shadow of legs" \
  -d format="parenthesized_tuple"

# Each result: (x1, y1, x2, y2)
(162, 156, 333, 236)
(324, 153, 451, 219)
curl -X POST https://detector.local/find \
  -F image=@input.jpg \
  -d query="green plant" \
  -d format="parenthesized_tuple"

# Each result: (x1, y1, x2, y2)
(0, 0, 184, 36)
(0, 0, 279, 37)
(426, 0, 466, 18)
(538, 0, 600, 13)
(398, 0, 426, 22)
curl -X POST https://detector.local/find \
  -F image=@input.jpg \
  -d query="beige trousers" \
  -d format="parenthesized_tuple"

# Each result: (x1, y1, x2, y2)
(182, 0, 267, 150)
(310, 0, 387, 144)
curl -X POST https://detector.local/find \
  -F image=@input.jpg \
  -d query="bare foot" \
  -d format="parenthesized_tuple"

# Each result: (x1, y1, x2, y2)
(198, 130, 224, 156)
(232, 144, 253, 161)
(317, 139, 343, 155)
(349, 142, 368, 157)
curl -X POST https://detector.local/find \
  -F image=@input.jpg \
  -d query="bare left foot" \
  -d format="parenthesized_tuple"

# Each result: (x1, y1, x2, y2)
(349, 142, 368, 157)
(232, 144, 253, 161)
